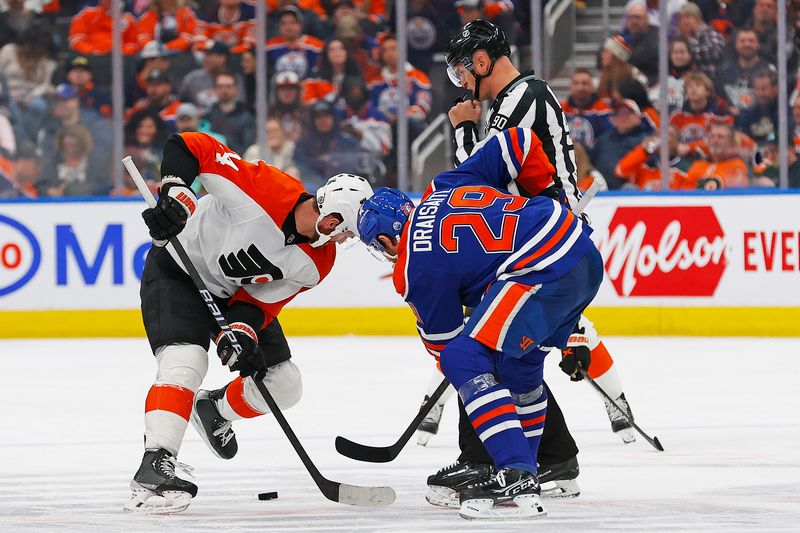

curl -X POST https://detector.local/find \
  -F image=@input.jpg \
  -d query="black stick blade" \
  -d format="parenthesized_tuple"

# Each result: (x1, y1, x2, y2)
(335, 436, 397, 463)
(653, 436, 664, 452)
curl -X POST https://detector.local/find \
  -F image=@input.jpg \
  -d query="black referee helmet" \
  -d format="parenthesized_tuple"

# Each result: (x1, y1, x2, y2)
(445, 19, 511, 95)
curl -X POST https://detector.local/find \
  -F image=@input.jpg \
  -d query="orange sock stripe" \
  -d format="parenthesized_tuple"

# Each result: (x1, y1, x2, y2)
(587, 341, 614, 379)
(471, 403, 516, 430)
(226, 376, 263, 418)
(145, 383, 194, 421)
(521, 414, 546, 427)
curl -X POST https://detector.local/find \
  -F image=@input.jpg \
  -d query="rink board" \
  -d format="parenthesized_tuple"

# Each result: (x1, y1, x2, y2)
(1, 191, 799, 337)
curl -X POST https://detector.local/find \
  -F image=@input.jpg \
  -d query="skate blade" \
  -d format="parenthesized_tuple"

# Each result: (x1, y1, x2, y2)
(615, 427, 637, 444)
(540, 478, 580, 499)
(459, 494, 547, 520)
(425, 485, 459, 508)
(416, 430, 433, 447)
(123, 484, 193, 515)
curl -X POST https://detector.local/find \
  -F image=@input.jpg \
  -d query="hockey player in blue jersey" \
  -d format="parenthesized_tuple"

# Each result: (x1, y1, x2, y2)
(357, 128, 604, 520)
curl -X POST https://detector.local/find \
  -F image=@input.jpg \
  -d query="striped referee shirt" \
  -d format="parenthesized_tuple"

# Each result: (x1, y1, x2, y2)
(452, 71, 581, 209)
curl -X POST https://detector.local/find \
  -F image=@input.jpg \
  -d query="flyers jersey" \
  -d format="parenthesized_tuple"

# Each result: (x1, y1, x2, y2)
(172, 132, 335, 321)
(395, 128, 596, 357)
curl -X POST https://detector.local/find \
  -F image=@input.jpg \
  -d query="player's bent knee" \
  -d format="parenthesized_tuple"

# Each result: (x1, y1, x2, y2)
(439, 336, 490, 387)
(273, 361, 303, 409)
(155, 343, 208, 391)
(255, 360, 303, 410)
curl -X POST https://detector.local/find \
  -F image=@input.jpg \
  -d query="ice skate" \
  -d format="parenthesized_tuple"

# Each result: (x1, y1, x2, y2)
(416, 395, 444, 446)
(191, 388, 238, 459)
(458, 468, 547, 520)
(425, 460, 495, 508)
(605, 392, 636, 444)
(538, 456, 581, 498)
(124, 448, 197, 514)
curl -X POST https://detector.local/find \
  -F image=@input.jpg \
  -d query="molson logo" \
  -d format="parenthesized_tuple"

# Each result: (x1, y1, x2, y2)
(597, 206, 729, 297)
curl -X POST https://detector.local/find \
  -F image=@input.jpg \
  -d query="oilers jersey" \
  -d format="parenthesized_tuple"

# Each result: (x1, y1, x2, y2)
(393, 128, 597, 357)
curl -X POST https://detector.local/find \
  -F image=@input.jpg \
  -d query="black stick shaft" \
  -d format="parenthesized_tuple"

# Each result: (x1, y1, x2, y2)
(336, 377, 450, 462)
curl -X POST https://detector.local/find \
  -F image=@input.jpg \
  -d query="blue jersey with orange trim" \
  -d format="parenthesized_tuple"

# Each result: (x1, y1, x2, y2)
(393, 129, 597, 358)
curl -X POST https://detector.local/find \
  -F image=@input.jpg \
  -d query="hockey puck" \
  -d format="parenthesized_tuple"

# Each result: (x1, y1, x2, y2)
(258, 491, 278, 501)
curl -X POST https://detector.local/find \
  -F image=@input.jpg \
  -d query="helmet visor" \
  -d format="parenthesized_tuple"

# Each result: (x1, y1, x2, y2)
(446, 56, 472, 87)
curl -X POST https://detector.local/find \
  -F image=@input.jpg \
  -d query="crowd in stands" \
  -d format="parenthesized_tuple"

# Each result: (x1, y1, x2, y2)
(0, 0, 799, 198)
(563, 0, 800, 191)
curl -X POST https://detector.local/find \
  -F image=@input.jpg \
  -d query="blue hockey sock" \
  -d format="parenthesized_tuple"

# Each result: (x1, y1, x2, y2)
(512, 386, 548, 468)
(458, 374, 537, 473)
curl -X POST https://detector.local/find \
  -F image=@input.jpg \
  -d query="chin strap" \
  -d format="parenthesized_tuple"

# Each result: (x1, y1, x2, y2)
(470, 56, 499, 100)
(310, 214, 330, 248)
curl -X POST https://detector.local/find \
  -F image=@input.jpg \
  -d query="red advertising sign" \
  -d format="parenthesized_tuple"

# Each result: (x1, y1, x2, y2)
(599, 206, 729, 297)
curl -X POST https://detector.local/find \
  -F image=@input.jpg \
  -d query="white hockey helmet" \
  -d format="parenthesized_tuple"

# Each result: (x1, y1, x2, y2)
(312, 173, 374, 247)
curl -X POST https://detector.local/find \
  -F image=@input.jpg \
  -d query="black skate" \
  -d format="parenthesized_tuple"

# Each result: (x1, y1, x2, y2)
(191, 388, 238, 459)
(425, 460, 495, 508)
(538, 456, 581, 498)
(605, 392, 636, 444)
(416, 395, 444, 446)
(124, 448, 197, 514)
(459, 468, 547, 520)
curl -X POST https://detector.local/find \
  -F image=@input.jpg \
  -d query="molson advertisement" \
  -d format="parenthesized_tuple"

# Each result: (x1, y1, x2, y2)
(1, 192, 798, 337)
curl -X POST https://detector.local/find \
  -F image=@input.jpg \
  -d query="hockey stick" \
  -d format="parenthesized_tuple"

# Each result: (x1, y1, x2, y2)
(335, 377, 451, 462)
(573, 179, 601, 216)
(123, 156, 396, 507)
(579, 369, 664, 451)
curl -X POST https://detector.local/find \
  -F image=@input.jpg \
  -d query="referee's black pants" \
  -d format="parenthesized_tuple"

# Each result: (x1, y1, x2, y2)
(456, 381, 578, 467)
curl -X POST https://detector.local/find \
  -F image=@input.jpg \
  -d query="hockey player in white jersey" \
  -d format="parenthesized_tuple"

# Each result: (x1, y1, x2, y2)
(124, 132, 372, 514)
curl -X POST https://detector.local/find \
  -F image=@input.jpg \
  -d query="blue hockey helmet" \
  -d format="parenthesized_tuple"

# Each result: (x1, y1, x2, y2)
(357, 187, 414, 258)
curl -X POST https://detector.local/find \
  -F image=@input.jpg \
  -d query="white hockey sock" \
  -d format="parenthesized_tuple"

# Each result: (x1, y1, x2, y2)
(589, 364, 624, 401)
(144, 344, 208, 454)
(216, 361, 303, 421)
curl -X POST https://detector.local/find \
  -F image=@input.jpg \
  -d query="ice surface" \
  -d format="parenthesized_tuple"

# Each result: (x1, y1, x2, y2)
(1, 336, 798, 531)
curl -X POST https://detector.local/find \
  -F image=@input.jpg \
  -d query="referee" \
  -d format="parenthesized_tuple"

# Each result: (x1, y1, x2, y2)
(425, 19, 582, 506)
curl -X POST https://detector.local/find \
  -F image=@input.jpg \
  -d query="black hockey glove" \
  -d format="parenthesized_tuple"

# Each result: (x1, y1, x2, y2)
(142, 177, 197, 245)
(559, 346, 591, 381)
(216, 322, 266, 378)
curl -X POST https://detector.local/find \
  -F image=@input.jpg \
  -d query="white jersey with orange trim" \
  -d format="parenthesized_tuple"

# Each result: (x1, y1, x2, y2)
(170, 132, 335, 314)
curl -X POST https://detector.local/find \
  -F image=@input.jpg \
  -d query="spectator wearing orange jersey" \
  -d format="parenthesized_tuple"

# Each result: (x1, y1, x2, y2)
(126, 69, 183, 131)
(266, 5, 324, 80)
(684, 122, 749, 189)
(670, 71, 729, 145)
(68, 0, 140, 55)
(198, 0, 254, 54)
(301, 38, 361, 105)
(137, 0, 200, 53)
(614, 125, 696, 190)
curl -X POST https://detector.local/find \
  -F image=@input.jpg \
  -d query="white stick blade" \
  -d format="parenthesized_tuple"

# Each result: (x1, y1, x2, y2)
(338, 484, 396, 507)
